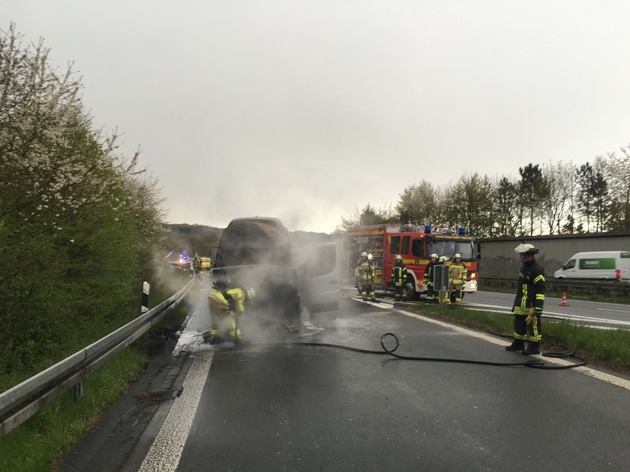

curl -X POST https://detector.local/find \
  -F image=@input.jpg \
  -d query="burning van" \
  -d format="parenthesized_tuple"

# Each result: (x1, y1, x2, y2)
(212, 217, 340, 328)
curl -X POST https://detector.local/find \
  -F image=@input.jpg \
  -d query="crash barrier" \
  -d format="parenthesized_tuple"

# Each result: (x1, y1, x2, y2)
(479, 276, 630, 297)
(0, 278, 194, 438)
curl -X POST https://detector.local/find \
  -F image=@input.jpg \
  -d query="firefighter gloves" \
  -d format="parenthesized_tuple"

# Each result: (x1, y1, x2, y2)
(525, 308, 536, 325)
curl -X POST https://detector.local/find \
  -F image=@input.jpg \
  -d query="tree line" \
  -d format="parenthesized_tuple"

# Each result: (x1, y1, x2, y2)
(0, 25, 165, 376)
(340, 152, 630, 237)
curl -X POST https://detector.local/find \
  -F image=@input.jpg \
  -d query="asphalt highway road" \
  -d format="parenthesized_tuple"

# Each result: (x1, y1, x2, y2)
(62, 286, 630, 471)
(462, 290, 630, 328)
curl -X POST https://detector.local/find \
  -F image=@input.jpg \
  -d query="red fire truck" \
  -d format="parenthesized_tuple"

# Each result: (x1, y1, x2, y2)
(346, 224, 479, 300)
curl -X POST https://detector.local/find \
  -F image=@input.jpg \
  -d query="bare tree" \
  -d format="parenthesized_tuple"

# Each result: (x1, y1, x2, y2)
(601, 147, 630, 231)
(339, 203, 396, 229)
(492, 176, 519, 237)
(395, 180, 442, 226)
(442, 173, 495, 237)
(589, 156, 610, 232)
(541, 161, 575, 234)
(518, 164, 548, 236)
(575, 162, 596, 232)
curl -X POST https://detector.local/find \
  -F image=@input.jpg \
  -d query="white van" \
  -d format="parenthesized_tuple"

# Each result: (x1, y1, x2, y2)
(213, 217, 340, 328)
(554, 251, 630, 281)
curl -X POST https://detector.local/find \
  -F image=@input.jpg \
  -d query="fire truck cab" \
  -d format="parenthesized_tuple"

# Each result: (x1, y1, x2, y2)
(346, 224, 478, 300)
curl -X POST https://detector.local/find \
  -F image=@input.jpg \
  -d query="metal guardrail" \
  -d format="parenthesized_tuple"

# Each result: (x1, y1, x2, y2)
(479, 276, 630, 297)
(0, 278, 194, 438)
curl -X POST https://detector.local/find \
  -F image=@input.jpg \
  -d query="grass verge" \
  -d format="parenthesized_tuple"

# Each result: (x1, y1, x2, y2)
(415, 303, 630, 376)
(0, 349, 147, 472)
(0, 276, 193, 472)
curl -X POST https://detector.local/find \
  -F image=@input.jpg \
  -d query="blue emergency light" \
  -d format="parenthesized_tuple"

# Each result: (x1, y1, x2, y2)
(458, 227, 466, 235)
(424, 225, 432, 234)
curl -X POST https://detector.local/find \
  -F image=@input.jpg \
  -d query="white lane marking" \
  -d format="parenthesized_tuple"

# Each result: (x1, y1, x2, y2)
(464, 302, 630, 327)
(365, 301, 630, 392)
(139, 351, 214, 472)
(464, 303, 508, 310)
(596, 307, 630, 314)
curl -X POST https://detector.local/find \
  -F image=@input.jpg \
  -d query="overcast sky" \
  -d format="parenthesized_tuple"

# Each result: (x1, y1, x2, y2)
(6, 1, 630, 233)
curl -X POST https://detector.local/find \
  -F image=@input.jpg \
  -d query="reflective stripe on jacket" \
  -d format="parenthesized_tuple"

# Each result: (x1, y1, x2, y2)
(358, 260, 374, 282)
(449, 262, 467, 283)
(424, 261, 435, 287)
(391, 264, 407, 287)
(513, 259, 546, 315)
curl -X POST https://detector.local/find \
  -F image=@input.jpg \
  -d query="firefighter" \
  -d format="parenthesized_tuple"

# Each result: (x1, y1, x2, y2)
(358, 252, 376, 301)
(506, 243, 545, 355)
(192, 253, 201, 272)
(391, 255, 407, 302)
(424, 253, 439, 304)
(448, 253, 467, 304)
(207, 274, 256, 345)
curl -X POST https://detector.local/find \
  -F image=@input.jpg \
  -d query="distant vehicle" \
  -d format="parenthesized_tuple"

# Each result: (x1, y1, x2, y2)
(212, 217, 339, 327)
(200, 257, 212, 270)
(554, 251, 630, 281)
(178, 254, 190, 267)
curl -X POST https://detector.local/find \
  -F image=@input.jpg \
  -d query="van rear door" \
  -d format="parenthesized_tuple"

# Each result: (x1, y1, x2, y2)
(620, 252, 630, 280)
(293, 243, 340, 321)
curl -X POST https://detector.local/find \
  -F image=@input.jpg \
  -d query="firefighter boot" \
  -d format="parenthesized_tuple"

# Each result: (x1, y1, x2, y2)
(209, 334, 224, 345)
(209, 329, 224, 345)
(230, 328, 243, 345)
(505, 339, 525, 352)
(522, 342, 541, 356)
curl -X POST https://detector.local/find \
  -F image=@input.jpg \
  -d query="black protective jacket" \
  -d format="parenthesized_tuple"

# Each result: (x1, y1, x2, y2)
(513, 258, 546, 314)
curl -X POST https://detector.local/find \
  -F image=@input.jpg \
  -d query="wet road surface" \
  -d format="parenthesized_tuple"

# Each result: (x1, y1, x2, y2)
(62, 286, 630, 471)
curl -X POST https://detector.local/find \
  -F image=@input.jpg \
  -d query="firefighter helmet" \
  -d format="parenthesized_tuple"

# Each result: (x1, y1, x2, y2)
(395, 255, 403, 261)
(361, 252, 368, 258)
(431, 253, 438, 259)
(439, 256, 448, 263)
(514, 243, 539, 255)
(454, 253, 461, 259)
(246, 287, 256, 300)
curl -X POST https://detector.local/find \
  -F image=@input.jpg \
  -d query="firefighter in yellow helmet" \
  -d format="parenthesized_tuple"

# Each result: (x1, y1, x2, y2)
(391, 255, 407, 302)
(506, 243, 545, 355)
(424, 253, 439, 304)
(448, 253, 467, 304)
(357, 252, 376, 302)
(207, 272, 256, 345)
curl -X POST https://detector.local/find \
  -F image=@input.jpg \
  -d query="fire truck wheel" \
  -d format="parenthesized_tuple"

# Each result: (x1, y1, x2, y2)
(405, 276, 419, 301)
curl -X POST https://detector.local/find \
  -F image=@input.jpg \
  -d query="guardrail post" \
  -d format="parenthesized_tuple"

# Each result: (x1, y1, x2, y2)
(142, 282, 150, 313)
(434, 266, 450, 312)
(73, 381, 84, 401)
